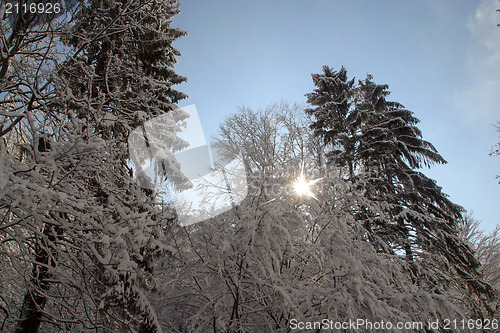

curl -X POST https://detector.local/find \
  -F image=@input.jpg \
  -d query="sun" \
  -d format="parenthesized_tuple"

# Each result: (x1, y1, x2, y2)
(292, 175, 314, 197)
(291, 164, 322, 200)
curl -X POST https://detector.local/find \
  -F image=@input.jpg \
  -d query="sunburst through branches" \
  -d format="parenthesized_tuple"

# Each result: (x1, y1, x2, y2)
(291, 163, 322, 201)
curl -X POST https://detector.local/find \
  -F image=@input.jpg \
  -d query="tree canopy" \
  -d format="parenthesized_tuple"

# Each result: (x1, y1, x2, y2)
(1, 1, 186, 331)
(305, 66, 494, 317)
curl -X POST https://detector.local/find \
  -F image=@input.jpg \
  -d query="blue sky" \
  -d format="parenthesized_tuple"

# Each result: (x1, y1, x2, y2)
(171, 0, 500, 231)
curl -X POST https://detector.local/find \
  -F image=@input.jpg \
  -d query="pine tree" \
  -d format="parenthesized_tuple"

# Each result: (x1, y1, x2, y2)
(305, 66, 495, 317)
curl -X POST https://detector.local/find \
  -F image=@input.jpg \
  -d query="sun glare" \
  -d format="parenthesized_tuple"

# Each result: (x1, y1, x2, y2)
(292, 163, 322, 200)
(293, 176, 314, 197)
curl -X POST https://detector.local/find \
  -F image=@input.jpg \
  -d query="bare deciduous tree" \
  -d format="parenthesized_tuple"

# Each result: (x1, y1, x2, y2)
(152, 104, 478, 332)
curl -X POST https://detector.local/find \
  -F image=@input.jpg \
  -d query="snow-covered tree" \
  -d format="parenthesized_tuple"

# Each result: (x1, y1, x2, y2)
(151, 104, 483, 332)
(305, 66, 495, 317)
(0, 1, 186, 332)
(459, 214, 500, 312)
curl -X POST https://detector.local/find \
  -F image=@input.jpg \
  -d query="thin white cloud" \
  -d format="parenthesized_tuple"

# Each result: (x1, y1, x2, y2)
(460, 0, 500, 120)
(468, 0, 500, 51)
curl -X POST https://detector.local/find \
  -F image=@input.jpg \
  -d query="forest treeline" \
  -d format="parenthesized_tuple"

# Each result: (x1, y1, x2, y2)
(0, 0, 499, 332)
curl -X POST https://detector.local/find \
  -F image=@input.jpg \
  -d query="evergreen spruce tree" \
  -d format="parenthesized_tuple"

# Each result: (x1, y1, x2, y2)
(305, 65, 495, 317)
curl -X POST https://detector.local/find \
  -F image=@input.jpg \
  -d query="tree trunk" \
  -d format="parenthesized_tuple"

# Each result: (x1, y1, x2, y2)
(348, 162, 354, 183)
(15, 222, 62, 333)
